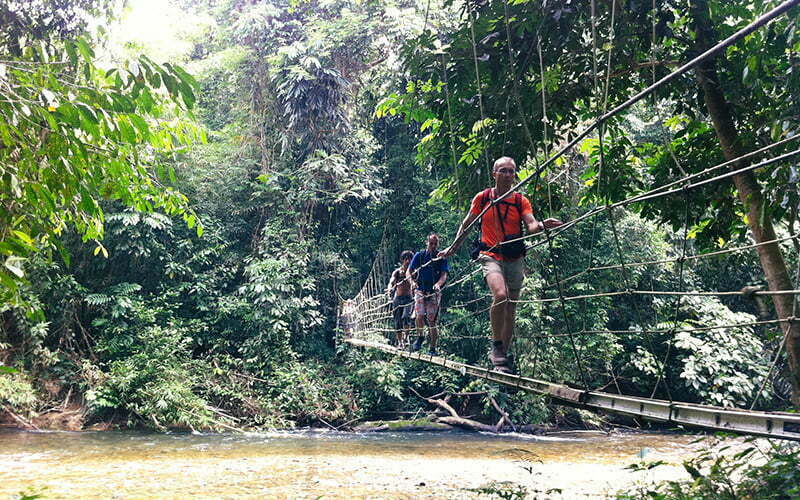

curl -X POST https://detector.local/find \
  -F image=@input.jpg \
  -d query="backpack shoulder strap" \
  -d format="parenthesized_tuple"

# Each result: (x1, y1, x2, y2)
(515, 193, 524, 231)
(474, 188, 494, 245)
(481, 188, 492, 208)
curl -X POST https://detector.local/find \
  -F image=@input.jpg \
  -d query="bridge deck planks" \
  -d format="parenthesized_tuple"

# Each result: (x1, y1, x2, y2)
(344, 337, 800, 441)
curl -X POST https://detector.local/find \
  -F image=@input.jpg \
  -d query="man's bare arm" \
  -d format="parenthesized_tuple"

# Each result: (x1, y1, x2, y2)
(406, 266, 417, 287)
(522, 213, 563, 234)
(434, 271, 448, 291)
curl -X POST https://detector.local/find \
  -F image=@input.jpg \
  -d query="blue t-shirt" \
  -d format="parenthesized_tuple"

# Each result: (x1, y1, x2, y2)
(409, 250, 449, 293)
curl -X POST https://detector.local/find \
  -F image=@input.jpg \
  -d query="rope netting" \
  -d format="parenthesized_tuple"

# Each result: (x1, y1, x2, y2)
(341, 0, 800, 412)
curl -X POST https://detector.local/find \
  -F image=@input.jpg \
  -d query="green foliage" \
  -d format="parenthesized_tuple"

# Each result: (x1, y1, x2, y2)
(623, 299, 772, 407)
(0, 372, 38, 409)
(616, 439, 800, 500)
(89, 306, 215, 429)
(238, 237, 324, 367)
(268, 361, 357, 426)
(13, 488, 47, 500)
(337, 346, 402, 415)
(0, 35, 203, 307)
(0, 1, 113, 54)
(506, 391, 550, 427)
(406, 357, 464, 395)
(85, 282, 142, 312)
(273, 47, 348, 155)
(0, 0, 399, 428)
(467, 481, 528, 500)
(669, 297, 769, 407)
(193, 47, 251, 131)
(349, 358, 406, 411)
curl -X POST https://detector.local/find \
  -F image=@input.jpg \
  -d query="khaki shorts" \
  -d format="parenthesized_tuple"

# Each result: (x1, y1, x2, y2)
(478, 254, 525, 291)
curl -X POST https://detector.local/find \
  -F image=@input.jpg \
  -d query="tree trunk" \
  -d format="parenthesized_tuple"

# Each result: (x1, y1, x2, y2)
(691, 0, 800, 408)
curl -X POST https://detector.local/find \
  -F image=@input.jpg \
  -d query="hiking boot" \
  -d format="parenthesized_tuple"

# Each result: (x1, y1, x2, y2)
(506, 353, 515, 371)
(489, 341, 515, 374)
(427, 348, 437, 356)
(409, 336, 424, 352)
(488, 341, 508, 366)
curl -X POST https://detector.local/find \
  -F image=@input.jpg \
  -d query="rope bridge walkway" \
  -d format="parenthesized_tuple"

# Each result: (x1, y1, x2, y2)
(345, 338, 800, 440)
(342, 0, 800, 441)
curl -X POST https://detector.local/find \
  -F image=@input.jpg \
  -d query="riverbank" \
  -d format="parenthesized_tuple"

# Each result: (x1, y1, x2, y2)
(0, 406, 565, 434)
(1, 428, 703, 499)
(1, 404, 115, 432)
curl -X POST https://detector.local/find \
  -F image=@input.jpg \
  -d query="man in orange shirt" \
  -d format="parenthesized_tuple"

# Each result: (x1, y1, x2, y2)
(440, 157, 563, 373)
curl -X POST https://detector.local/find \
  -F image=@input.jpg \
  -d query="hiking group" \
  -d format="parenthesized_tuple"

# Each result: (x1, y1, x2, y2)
(387, 234, 448, 355)
(384, 156, 563, 374)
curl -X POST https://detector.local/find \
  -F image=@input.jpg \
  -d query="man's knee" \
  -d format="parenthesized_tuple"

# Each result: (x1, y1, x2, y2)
(507, 290, 520, 308)
(492, 289, 509, 304)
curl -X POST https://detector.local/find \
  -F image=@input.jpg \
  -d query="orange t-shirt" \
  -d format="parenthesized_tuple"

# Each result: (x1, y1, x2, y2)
(470, 188, 533, 261)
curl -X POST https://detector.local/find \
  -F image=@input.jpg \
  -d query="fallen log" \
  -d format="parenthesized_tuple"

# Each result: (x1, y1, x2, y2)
(2, 405, 40, 431)
(410, 388, 508, 433)
(436, 416, 497, 432)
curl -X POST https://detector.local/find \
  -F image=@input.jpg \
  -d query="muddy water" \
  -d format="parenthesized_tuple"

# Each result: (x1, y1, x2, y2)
(0, 429, 704, 499)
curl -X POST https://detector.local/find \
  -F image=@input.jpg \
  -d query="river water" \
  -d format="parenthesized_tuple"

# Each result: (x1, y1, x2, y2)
(0, 429, 706, 498)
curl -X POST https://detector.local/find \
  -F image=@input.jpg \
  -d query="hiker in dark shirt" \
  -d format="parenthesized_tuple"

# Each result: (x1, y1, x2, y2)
(407, 233, 449, 355)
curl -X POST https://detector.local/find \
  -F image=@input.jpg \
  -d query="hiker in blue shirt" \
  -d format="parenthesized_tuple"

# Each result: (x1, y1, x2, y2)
(406, 233, 449, 355)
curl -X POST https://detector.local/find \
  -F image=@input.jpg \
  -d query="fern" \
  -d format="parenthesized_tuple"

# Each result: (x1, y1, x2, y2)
(85, 283, 142, 307)
(109, 283, 142, 295)
(85, 294, 112, 306)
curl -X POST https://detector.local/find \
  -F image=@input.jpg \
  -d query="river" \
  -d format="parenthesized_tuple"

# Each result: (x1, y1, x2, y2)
(0, 428, 707, 498)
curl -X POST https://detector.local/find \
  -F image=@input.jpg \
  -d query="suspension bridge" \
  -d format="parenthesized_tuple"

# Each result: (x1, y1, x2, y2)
(341, 0, 800, 441)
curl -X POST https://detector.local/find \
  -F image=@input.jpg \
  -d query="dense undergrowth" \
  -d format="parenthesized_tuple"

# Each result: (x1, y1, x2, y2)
(468, 438, 800, 500)
(616, 438, 800, 500)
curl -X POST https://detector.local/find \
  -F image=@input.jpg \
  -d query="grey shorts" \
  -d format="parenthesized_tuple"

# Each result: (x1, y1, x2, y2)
(478, 254, 525, 291)
(392, 295, 413, 329)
